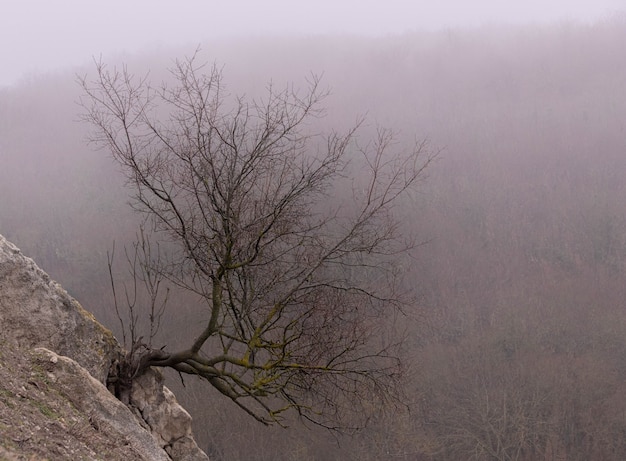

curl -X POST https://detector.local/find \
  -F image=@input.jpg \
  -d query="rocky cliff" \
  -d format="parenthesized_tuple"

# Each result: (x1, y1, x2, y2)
(0, 234, 209, 461)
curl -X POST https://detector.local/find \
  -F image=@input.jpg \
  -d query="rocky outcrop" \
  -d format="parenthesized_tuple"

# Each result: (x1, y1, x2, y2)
(32, 348, 173, 461)
(0, 234, 209, 461)
(0, 235, 118, 384)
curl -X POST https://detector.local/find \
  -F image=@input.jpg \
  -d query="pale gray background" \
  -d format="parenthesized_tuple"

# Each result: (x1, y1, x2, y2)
(1, 0, 624, 87)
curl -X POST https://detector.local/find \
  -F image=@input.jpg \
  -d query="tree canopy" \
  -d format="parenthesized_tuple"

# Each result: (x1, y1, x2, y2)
(78, 52, 433, 428)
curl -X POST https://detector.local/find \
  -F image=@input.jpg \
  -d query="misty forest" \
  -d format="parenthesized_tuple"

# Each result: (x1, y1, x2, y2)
(3, 17, 626, 460)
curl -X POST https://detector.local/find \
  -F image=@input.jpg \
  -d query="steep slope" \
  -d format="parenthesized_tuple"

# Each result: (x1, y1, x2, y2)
(0, 234, 209, 460)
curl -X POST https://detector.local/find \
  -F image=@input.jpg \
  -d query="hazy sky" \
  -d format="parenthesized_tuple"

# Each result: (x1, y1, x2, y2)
(1, 0, 624, 87)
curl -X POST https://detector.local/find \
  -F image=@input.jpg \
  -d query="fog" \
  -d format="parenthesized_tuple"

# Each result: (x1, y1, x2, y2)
(3, 7, 626, 461)
(1, 0, 623, 86)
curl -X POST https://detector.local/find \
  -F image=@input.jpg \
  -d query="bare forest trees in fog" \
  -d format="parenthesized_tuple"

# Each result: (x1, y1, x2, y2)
(78, 53, 433, 428)
(5, 18, 626, 460)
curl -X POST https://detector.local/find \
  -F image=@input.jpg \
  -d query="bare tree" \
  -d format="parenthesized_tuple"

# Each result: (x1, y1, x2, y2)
(78, 52, 433, 428)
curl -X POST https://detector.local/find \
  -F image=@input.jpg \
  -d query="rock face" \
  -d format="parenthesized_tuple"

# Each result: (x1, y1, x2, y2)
(0, 234, 209, 461)
(0, 235, 118, 384)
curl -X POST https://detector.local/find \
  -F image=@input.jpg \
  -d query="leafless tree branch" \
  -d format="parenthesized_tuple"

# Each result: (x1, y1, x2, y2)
(79, 51, 435, 428)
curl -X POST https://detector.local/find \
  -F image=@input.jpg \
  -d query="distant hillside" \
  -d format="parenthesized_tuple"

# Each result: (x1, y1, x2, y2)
(3, 17, 626, 459)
